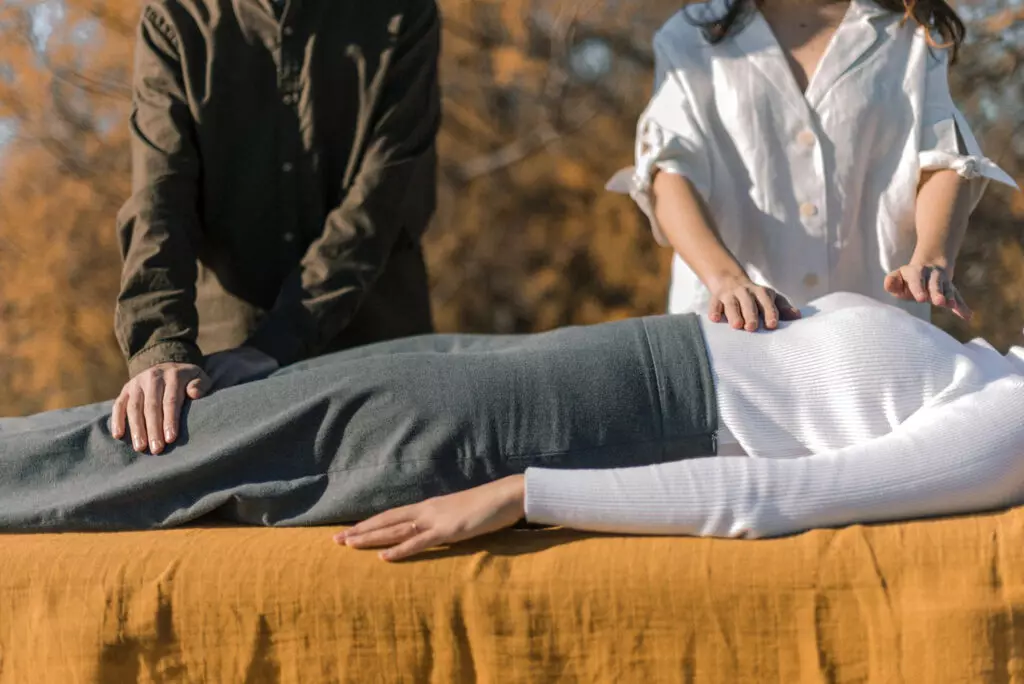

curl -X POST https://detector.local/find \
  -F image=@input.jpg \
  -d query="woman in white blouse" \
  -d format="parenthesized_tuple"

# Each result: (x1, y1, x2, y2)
(605, 0, 1018, 331)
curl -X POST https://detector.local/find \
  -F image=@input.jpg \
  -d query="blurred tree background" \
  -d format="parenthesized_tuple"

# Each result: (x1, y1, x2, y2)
(0, 0, 1020, 415)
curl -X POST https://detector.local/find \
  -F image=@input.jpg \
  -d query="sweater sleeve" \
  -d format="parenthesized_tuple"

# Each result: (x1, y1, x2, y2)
(524, 376, 1024, 539)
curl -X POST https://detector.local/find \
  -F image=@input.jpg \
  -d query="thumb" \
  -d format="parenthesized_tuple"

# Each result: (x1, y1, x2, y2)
(883, 271, 902, 294)
(186, 371, 212, 399)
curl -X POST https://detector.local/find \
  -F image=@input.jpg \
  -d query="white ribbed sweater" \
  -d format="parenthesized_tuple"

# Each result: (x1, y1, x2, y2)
(524, 293, 1024, 538)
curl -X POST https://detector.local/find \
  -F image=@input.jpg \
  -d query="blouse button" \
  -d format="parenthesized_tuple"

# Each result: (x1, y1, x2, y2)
(799, 202, 819, 218)
(797, 130, 816, 148)
(803, 273, 819, 288)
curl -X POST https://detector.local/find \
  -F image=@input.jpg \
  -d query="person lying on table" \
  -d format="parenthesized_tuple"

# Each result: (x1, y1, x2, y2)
(1, 293, 1022, 563)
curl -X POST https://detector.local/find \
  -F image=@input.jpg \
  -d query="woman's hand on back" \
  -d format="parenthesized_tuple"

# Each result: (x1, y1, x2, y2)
(336, 476, 527, 562)
(708, 277, 802, 331)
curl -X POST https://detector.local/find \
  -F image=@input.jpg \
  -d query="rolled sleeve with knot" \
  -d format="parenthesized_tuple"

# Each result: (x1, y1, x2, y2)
(918, 48, 1019, 208)
(606, 38, 711, 247)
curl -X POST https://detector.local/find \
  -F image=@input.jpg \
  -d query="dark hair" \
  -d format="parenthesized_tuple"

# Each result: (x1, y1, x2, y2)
(686, 0, 966, 62)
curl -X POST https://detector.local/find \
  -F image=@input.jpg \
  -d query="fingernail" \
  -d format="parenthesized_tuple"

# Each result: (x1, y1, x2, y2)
(164, 429, 175, 442)
(151, 440, 163, 453)
(379, 551, 390, 561)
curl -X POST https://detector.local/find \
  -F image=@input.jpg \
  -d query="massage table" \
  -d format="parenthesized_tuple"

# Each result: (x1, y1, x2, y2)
(2, 507, 1024, 683)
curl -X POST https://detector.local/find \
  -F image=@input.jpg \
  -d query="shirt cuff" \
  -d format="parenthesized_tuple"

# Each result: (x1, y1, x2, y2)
(919, 113, 1020, 192)
(919, 151, 1019, 190)
(126, 340, 204, 378)
(605, 120, 711, 247)
(523, 467, 581, 526)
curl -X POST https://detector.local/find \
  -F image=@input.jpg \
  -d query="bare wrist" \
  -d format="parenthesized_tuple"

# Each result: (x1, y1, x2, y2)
(910, 253, 954, 274)
(705, 270, 751, 295)
(505, 475, 526, 517)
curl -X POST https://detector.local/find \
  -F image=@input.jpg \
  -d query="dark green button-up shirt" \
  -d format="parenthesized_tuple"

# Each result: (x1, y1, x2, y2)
(115, 0, 440, 377)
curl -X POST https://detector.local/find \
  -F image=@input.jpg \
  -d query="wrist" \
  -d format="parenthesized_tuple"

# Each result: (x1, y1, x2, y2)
(505, 474, 526, 518)
(705, 270, 751, 295)
(909, 252, 954, 274)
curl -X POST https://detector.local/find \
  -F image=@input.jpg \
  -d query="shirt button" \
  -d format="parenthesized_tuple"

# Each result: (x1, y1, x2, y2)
(282, 162, 294, 173)
(283, 26, 294, 36)
(797, 130, 816, 148)
(803, 273, 819, 288)
(800, 202, 819, 218)
(283, 232, 296, 243)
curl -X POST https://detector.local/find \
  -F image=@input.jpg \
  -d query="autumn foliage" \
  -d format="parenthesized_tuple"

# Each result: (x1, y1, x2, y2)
(0, 0, 1021, 415)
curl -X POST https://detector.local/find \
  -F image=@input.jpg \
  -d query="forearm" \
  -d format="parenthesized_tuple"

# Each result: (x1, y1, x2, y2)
(116, 9, 204, 376)
(912, 169, 976, 273)
(115, 194, 203, 375)
(652, 171, 747, 291)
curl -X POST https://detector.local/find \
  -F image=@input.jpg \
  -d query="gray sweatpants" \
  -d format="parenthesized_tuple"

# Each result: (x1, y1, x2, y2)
(0, 314, 717, 531)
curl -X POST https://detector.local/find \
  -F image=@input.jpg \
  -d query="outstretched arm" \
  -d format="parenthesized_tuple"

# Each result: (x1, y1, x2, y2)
(525, 376, 1024, 538)
(885, 47, 1019, 317)
(341, 375, 1024, 560)
(111, 7, 212, 454)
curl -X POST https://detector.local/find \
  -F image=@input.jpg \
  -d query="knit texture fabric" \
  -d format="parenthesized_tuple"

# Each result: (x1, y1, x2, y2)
(526, 293, 1024, 538)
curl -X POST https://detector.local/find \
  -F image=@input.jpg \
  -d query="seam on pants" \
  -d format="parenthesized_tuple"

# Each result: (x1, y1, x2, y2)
(640, 318, 668, 454)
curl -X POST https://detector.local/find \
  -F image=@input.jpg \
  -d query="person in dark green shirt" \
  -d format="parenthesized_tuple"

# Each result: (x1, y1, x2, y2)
(110, 0, 441, 454)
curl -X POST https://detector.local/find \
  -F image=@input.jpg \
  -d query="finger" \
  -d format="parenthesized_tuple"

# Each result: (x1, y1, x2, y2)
(345, 521, 422, 549)
(338, 505, 418, 541)
(775, 293, 802, 320)
(754, 288, 779, 329)
(186, 371, 212, 400)
(906, 267, 929, 303)
(737, 289, 760, 331)
(883, 271, 903, 296)
(143, 374, 166, 454)
(379, 531, 445, 562)
(162, 376, 184, 444)
(928, 269, 946, 307)
(884, 271, 910, 300)
(707, 298, 724, 324)
(950, 286, 973, 322)
(110, 391, 129, 439)
(723, 295, 744, 330)
(880, 270, 897, 294)
(126, 386, 148, 452)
